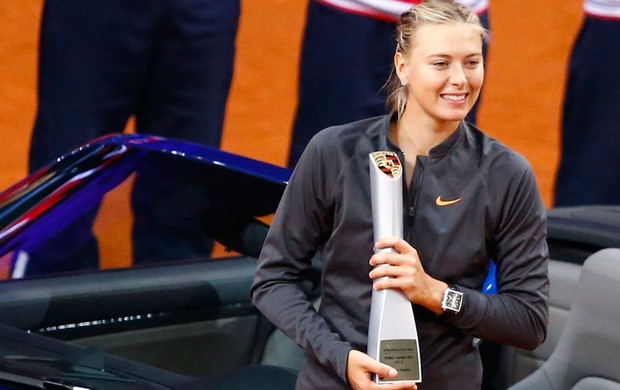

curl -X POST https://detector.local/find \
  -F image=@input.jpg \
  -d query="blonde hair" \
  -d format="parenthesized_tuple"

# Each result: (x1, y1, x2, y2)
(385, 0, 487, 118)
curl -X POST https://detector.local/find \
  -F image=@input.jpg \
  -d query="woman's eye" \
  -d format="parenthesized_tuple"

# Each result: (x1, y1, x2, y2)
(465, 59, 481, 68)
(433, 61, 448, 67)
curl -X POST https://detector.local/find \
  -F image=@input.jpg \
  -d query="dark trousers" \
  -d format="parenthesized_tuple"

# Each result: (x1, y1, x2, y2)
(26, 0, 240, 275)
(554, 16, 620, 207)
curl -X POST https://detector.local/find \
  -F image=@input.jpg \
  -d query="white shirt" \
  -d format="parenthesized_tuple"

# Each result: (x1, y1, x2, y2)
(584, 0, 620, 19)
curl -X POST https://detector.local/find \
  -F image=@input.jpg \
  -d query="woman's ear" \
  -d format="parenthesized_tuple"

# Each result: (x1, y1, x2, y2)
(394, 52, 408, 85)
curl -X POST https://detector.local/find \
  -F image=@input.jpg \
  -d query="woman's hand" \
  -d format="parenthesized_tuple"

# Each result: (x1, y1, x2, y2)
(369, 237, 447, 314)
(347, 350, 418, 390)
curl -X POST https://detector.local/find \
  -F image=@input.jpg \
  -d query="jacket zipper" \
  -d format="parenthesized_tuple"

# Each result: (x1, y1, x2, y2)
(406, 155, 425, 224)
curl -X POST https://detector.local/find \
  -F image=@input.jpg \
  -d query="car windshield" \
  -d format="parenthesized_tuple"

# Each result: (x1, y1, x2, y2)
(0, 134, 289, 280)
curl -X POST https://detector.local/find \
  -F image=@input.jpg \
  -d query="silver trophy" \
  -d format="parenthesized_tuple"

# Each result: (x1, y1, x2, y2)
(367, 151, 421, 383)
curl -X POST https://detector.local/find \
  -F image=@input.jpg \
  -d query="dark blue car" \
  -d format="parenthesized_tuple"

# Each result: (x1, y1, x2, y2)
(0, 134, 298, 389)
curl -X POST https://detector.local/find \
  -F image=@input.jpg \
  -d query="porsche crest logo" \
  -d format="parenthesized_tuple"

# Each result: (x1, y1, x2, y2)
(370, 151, 402, 179)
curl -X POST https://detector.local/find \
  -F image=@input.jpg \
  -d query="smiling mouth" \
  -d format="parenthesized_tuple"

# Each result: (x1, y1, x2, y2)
(440, 93, 467, 102)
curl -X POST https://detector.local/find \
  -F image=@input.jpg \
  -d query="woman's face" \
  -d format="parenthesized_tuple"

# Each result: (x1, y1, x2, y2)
(395, 22, 484, 126)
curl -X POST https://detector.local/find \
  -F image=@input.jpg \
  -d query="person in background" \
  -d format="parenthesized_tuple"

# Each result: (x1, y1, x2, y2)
(252, 1, 549, 388)
(554, 0, 620, 207)
(287, 0, 490, 167)
(26, 0, 240, 275)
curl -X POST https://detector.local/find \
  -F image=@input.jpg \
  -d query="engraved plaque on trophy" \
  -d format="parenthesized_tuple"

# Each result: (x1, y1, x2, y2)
(367, 151, 422, 383)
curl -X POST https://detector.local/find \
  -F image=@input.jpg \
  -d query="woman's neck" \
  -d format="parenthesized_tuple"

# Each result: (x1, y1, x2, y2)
(391, 111, 460, 156)
(389, 112, 460, 187)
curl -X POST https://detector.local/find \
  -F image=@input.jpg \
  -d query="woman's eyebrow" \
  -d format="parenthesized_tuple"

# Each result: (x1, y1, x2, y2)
(425, 52, 483, 59)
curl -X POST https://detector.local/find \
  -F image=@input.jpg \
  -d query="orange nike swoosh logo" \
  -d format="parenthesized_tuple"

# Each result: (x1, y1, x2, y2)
(435, 196, 462, 206)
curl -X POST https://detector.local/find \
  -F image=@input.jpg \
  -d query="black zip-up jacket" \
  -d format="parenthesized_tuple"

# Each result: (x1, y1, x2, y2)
(251, 114, 549, 389)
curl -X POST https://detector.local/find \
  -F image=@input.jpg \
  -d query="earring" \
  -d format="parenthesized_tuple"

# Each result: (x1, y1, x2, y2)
(401, 81, 407, 87)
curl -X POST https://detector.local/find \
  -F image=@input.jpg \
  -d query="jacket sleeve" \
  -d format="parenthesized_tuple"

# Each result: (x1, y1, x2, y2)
(250, 134, 353, 382)
(448, 154, 550, 350)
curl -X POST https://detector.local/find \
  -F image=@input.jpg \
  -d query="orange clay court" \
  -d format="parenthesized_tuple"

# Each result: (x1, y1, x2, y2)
(0, 0, 584, 268)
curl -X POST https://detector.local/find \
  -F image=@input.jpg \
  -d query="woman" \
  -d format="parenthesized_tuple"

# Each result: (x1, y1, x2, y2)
(251, 1, 549, 389)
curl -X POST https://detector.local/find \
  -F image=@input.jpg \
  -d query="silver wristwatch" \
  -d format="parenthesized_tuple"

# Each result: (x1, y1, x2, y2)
(441, 285, 463, 315)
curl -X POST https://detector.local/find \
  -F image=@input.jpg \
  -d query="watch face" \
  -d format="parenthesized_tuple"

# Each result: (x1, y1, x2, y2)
(446, 291, 462, 310)
(443, 289, 463, 312)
